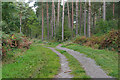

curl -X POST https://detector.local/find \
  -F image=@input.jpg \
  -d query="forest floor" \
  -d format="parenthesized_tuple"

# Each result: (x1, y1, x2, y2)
(2, 41, 118, 78)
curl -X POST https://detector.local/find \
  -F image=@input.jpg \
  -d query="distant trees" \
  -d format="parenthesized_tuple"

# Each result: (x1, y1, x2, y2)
(33, 1, 117, 41)
(17, 3, 30, 33)
(2, 1, 118, 41)
(2, 2, 36, 35)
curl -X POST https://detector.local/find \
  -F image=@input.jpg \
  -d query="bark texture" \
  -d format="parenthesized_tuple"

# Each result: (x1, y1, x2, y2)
(72, 1, 74, 37)
(67, 2, 71, 29)
(103, 1, 106, 20)
(62, 0, 65, 41)
(46, 2, 49, 39)
(84, 1, 86, 37)
(88, 0, 91, 37)
(79, 2, 82, 35)
(76, 0, 78, 35)
(42, 5, 44, 41)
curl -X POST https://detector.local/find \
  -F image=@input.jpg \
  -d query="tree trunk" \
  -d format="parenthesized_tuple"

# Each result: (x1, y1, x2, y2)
(20, 13, 22, 33)
(84, 1, 86, 37)
(103, 0, 106, 20)
(113, 2, 115, 18)
(62, 0, 65, 41)
(88, 0, 91, 37)
(46, 2, 49, 40)
(76, 0, 78, 35)
(54, 3, 56, 37)
(42, 5, 44, 41)
(79, 2, 82, 35)
(72, 1, 74, 37)
(51, 0, 54, 38)
(98, 8, 101, 19)
(67, 2, 71, 28)
(93, 13, 95, 34)
(57, 0, 60, 27)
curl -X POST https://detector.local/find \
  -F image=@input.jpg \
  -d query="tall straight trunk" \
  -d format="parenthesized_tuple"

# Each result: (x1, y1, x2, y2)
(93, 13, 96, 34)
(72, 1, 74, 37)
(88, 0, 91, 37)
(46, 2, 49, 39)
(93, 13, 95, 33)
(42, 5, 44, 41)
(20, 13, 22, 33)
(54, 3, 56, 37)
(79, 2, 82, 35)
(30, 29, 32, 38)
(67, 2, 71, 28)
(57, 0, 60, 27)
(76, 0, 78, 35)
(84, 1, 86, 37)
(0, 2, 1, 32)
(98, 8, 101, 19)
(51, 0, 54, 38)
(113, 2, 115, 18)
(62, 0, 65, 41)
(103, 0, 106, 20)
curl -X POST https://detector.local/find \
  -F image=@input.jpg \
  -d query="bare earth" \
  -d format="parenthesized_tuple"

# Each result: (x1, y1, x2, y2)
(47, 47, 74, 78)
(56, 44, 112, 78)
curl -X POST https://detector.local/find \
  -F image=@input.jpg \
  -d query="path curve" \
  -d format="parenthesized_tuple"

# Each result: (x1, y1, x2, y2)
(56, 44, 112, 78)
(47, 47, 73, 78)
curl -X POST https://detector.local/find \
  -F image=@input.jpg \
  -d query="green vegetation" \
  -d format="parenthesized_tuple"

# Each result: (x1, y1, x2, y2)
(56, 49, 90, 78)
(2, 48, 23, 65)
(2, 44, 60, 78)
(62, 43, 118, 78)
(94, 20, 118, 36)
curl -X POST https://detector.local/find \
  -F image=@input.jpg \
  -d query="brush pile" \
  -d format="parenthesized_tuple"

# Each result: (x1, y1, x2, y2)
(74, 30, 118, 51)
(2, 32, 32, 57)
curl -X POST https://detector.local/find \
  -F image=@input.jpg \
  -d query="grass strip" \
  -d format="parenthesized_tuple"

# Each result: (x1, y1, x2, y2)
(56, 49, 90, 78)
(2, 44, 60, 78)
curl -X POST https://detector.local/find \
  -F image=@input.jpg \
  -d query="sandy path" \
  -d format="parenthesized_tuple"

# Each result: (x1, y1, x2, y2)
(56, 44, 112, 78)
(47, 47, 73, 78)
